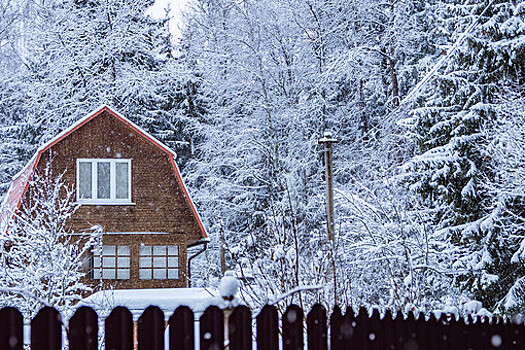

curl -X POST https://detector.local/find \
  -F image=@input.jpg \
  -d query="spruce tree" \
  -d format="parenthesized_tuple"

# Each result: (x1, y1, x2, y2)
(406, 0, 525, 312)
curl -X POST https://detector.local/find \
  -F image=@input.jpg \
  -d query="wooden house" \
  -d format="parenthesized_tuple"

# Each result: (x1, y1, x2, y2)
(1, 105, 208, 289)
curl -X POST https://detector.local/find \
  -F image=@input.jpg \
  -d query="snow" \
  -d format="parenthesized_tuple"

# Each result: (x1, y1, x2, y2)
(477, 308, 492, 317)
(462, 300, 482, 314)
(219, 272, 239, 299)
(80, 288, 227, 319)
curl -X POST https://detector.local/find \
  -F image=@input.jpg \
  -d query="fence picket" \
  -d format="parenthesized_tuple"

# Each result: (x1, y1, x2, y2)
(31, 306, 62, 350)
(256, 304, 278, 350)
(229, 305, 251, 350)
(282, 304, 304, 350)
(382, 310, 396, 350)
(329, 305, 343, 350)
(169, 306, 195, 350)
(138, 306, 164, 350)
(1, 303, 524, 349)
(350, 307, 367, 350)
(69, 306, 98, 350)
(200, 306, 224, 350)
(0, 307, 23, 350)
(306, 304, 327, 350)
(366, 308, 381, 350)
(105, 306, 133, 350)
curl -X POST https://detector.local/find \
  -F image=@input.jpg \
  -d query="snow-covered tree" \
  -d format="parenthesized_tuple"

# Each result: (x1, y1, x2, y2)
(0, 164, 100, 318)
(485, 93, 525, 315)
(405, 0, 525, 312)
(181, 0, 456, 313)
(0, 0, 194, 193)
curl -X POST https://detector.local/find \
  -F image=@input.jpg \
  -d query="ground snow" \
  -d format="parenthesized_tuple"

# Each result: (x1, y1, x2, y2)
(80, 288, 225, 319)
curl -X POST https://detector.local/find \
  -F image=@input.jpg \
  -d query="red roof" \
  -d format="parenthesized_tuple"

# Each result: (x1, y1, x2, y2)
(0, 105, 207, 238)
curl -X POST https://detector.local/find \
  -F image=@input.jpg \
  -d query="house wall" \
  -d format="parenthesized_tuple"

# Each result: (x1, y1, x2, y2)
(24, 111, 203, 288)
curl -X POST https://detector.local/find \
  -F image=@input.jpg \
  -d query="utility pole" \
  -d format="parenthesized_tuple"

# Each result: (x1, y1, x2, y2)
(318, 131, 337, 242)
(219, 219, 226, 276)
(319, 131, 338, 305)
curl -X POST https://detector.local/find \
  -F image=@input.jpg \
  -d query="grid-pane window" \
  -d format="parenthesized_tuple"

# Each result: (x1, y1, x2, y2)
(139, 245, 179, 280)
(93, 245, 130, 280)
(77, 159, 131, 203)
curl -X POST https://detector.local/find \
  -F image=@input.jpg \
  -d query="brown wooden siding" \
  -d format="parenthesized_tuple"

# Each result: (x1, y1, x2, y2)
(21, 110, 203, 289)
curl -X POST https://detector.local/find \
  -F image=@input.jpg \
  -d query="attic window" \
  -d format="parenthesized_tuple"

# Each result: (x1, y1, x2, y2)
(77, 159, 132, 204)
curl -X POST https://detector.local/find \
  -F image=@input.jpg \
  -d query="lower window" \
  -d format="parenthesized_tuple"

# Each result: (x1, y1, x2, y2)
(92, 245, 131, 280)
(139, 245, 179, 280)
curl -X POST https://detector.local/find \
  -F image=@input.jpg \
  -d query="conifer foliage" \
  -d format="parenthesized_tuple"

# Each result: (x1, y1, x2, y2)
(405, 0, 525, 312)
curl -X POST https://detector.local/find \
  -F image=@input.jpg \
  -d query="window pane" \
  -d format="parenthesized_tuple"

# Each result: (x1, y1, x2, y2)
(168, 269, 179, 279)
(102, 269, 115, 279)
(139, 246, 151, 255)
(153, 269, 167, 279)
(118, 246, 130, 255)
(139, 257, 152, 268)
(78, 162, 92, 199)
(117, 269, 130, 280)
(102, 246, 116, 255)
(153, 257, 166, 267)
(115, 162, 129, 199)
(102, 257, 115, 268)
(168, 246, 179, 255)
(168, 257, 178, 268)
(118, 257, 130, 268)
(93, 257, 101, 268)
(139, 269, 152, 280)
(97, 162, 110, 199)
(93, 269, 101, 279)
(153, 246, 166, 255)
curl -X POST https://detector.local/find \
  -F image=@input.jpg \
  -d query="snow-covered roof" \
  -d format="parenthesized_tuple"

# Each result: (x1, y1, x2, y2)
(0, 105, 207, 238)
(80, 288, 238, 319)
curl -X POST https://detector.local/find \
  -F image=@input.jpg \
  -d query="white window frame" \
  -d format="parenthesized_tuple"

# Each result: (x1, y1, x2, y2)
(138, 245, 180, 280)
(92, 245, 131, 280)
(76, 158, 133, 205)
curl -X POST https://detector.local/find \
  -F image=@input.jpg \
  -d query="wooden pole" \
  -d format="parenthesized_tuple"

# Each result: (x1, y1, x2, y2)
(318, 132, 337, 242)
(318, 131, 338, 305)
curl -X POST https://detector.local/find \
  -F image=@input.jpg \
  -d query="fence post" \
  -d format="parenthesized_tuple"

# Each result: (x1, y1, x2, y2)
(307, 304, 327, 350)
(256, 305, 278, 350)
(138, 306, 164, 350)
(69, 306, 98, 350)
(0, 307, 23, 350)
(169, 306, 194, 350)
(31, 306, 62, 350)
(105, 306, 133, 350)
(200, 306, 224, 350)
(228, 305, 251, 350)
(282, 304, 304, 350)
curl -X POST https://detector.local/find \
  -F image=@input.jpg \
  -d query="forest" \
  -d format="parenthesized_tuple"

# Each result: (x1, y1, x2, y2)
(0, 0, 524, 317)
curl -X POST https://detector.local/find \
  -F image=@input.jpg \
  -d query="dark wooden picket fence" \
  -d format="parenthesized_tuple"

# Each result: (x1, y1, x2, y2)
(0, 304, 524, 349)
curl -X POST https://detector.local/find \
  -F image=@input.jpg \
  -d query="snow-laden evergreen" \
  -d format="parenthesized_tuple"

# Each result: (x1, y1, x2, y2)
(404, 0, 525, 313)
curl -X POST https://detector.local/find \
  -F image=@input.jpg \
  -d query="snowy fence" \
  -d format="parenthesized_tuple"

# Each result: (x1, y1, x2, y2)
(1, 304, 525, 349)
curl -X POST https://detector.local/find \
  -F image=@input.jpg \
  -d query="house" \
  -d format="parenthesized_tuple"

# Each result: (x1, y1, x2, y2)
(1, 105, 208, 289)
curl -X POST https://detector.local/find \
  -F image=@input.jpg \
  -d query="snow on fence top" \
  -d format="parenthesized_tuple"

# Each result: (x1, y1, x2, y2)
(80, 287, 240, 318)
